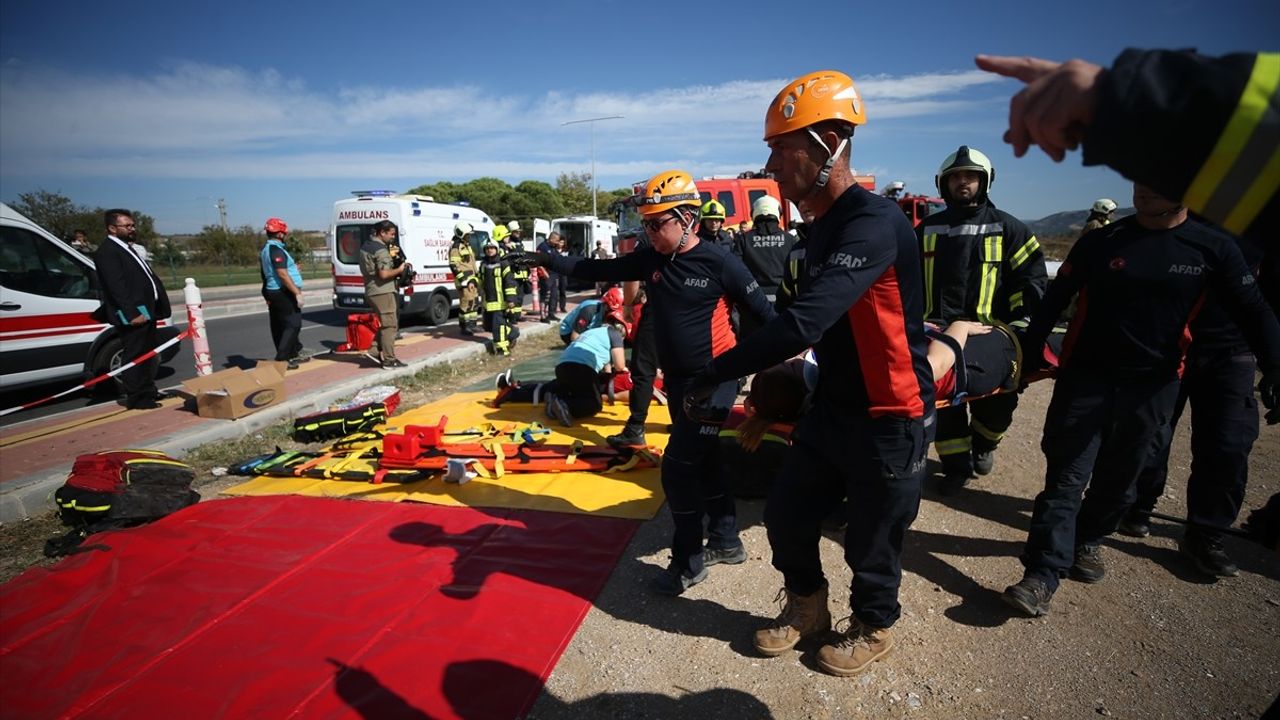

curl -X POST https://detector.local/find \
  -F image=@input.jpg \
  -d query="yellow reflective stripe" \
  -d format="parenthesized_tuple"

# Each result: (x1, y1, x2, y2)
(58, 499, 113, 512)
(1009, 290, 1024, 311)
(923, 233, 937, 317)
(1009, 235, 1040, 270)
(972, 419, 1005, 443)
(935, 437, 971, 456)
(1226, 146, 1280, 235)
(1186, 53, 1280, 234)
(976, 235, 1002, 323)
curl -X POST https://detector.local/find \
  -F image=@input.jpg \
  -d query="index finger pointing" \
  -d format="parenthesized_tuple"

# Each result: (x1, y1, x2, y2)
(975, 54, 1060, 84)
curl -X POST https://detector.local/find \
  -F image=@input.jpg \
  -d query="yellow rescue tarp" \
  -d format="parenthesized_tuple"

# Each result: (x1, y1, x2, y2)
(224, 390, 669, 520)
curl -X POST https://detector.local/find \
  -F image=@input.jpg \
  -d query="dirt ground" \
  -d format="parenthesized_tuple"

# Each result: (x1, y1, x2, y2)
(529, 380, 1280, 720)
(3, 366, 1277, 719)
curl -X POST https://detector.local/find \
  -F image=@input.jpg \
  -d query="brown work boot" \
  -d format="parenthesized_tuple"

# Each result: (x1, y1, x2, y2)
(816, 617, 894, 677)
(753, 585, 831, 657)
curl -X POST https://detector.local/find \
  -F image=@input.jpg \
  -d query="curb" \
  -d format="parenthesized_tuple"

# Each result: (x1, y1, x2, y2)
(0, 321, 557, 525)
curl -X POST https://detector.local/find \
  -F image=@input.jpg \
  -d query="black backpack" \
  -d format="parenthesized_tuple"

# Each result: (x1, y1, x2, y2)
(46, 450, 199, 557)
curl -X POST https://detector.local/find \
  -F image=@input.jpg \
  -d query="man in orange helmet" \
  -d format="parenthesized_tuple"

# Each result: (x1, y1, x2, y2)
(686, 70, 935, 677)
(511, 170, 776, 596)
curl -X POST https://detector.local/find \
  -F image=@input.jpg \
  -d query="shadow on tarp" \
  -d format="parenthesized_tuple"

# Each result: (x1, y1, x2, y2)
(0, 496, 635, 720)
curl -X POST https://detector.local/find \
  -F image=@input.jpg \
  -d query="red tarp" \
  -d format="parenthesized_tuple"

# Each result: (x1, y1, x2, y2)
(0, 496, 638, 719)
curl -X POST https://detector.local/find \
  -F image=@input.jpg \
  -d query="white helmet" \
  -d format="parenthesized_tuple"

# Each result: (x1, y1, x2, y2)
(453, 221, 473, 239)
(752, 195, 781, 220)
(888, 181, 905, 192)
(935, 145, 994, 200)
(507, 220, 521, 232)
(1092, 198, 1117, 214)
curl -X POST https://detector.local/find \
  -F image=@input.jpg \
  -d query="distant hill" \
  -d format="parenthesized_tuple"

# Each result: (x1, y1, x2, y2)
(1026, 207, 1134, 238)
(1026, 207, 1134, 260)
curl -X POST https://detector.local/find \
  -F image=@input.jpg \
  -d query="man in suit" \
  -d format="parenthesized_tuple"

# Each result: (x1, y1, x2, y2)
(94, 209, 171, 409)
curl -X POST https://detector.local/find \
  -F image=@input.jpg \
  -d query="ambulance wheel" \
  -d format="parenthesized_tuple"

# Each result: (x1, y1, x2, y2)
(425, 291, 451, 327)
(90, 337, 125, 396)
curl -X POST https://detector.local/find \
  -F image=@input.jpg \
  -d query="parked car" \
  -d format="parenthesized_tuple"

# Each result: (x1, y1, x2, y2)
(0, 202, 180, 392)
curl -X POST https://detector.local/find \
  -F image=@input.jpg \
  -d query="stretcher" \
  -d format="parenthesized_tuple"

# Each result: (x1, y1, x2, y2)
(379, 416, 660, 478)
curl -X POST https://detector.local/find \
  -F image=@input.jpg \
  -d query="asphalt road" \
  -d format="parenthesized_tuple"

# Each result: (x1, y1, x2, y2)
(0, 305, 357, 427)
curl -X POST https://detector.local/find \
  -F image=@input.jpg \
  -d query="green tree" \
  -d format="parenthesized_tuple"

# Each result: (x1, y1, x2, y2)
(150, 237, 186, 267)
(9, 189, 159, 246)
(513, 180, 567, 219)
(192, 224, 259, 265)
(556, 172, 594, 215)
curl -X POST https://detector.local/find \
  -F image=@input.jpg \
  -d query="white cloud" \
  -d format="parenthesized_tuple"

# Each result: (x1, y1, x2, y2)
(0, 61, 1005, 181)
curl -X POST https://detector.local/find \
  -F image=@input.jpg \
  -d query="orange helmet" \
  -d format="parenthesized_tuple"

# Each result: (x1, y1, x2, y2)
(634, 170, 701, 216)
(602, 286, 624, 310)
(264, 217, 289, 234)
(764, 70, 866, 141)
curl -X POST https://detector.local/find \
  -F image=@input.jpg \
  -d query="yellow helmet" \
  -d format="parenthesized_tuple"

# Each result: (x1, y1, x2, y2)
(493, 224, 510, 242)
(700, 200, 726, 221)
(764, 70, 866, 141)
(635, 170, 701, 217)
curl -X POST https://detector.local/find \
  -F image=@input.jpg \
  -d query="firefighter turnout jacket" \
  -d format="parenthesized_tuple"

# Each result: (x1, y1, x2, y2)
(918, 202, 1046, 324)
(479, 253, 516, 313)
(1083, 49, 1279, 245)
(449, 239, 477, 287)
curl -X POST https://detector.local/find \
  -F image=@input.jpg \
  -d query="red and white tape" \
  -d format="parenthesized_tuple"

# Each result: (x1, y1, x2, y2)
(0, 329, 191, 418)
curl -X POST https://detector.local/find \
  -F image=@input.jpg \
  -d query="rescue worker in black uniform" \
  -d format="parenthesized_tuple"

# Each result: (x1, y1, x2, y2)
(608, 229, 661, 449)
(1119, 234, 1275, 577)
(511, 170, 776, 597)
(477, 237, 517, 356)
(918, 145, 1047, 493)
(1002, 183, 1280, 618)
(688, 70, 935, 678)
(733, 194, 796, 337)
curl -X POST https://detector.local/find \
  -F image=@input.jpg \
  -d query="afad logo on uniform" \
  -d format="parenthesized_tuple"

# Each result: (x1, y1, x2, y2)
(1108, 257, 1126, 271)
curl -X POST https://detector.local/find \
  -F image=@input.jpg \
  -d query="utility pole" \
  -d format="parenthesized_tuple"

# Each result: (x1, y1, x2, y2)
(562, 116, 623, 217)
(216, 198, 228, 232)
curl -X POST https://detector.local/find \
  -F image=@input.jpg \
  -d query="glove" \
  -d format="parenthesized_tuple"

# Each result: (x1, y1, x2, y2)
(682, 366, 720, 423)
(1260, 367, 1280, 425)
(507, 251, 552, 269)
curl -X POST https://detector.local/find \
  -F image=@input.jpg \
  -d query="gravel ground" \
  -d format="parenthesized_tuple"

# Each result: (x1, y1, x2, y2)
(529, 379, 1280, 719)
(3, 368, 1276, 719)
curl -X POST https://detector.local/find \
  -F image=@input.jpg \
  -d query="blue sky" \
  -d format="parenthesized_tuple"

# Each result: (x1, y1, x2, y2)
(2, 0, 1277, 234)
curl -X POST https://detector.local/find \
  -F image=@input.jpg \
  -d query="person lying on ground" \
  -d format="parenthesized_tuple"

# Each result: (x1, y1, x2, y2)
(493, 313, 630, 427)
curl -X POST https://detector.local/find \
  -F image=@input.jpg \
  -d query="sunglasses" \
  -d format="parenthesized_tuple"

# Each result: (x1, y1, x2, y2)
(640, 215, 677, 233)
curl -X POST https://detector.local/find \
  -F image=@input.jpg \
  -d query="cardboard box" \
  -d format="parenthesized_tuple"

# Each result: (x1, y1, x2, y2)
(182, 362, 288, 419)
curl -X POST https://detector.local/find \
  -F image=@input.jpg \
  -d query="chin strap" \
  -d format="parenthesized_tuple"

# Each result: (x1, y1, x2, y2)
(806, 129, 849, 197)
(671, 210, 699, 260)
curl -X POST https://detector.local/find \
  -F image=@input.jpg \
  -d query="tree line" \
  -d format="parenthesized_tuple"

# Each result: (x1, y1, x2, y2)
(8, 173, 632, 268)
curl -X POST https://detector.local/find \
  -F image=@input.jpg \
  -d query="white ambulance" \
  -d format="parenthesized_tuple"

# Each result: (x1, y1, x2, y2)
(0, 202, 180, 392)
(328, 192, 496, 326)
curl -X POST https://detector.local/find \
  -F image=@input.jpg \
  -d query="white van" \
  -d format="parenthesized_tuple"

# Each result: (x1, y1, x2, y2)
(550, 215, 619, 257)
(328, 192, 496, 326)
(0, 203, 180, 391)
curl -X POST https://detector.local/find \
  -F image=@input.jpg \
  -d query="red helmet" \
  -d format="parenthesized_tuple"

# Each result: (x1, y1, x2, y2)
(602, 286, 624, 311)
(264, 217, 289, 234)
